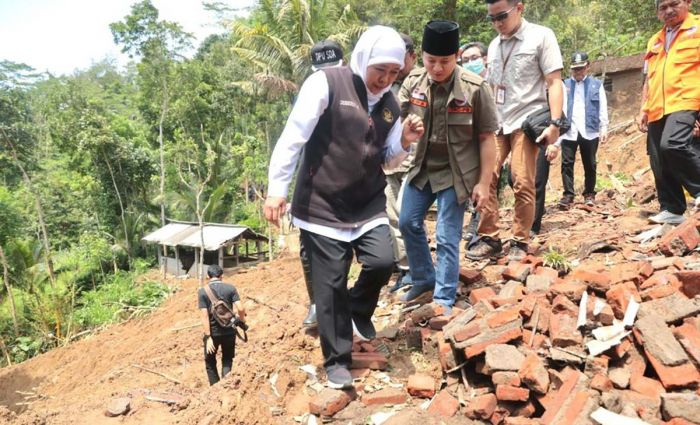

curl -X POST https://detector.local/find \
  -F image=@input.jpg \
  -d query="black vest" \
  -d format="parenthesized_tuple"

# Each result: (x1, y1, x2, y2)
(292, 67, 400, 228)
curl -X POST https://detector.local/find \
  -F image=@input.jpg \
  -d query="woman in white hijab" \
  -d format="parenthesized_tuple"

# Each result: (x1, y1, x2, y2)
(264, 26, 423, 389)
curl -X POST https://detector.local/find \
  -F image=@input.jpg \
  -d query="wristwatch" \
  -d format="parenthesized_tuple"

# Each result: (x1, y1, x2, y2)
(550, 118, 565, 128)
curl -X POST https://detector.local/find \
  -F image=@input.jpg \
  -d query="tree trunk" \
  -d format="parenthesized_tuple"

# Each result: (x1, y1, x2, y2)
(1, 137, 56, 287)
(102, 150, 132, 264)
(0, 245, 19, 336)
(443, 0, 457, 21)
(0, 333, 11, 366)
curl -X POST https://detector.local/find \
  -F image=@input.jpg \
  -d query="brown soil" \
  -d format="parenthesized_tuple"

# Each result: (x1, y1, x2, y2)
(0, 116, 685, 425)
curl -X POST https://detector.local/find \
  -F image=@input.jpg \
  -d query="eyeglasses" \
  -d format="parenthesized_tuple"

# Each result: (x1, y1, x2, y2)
(486, 6, 516, 23)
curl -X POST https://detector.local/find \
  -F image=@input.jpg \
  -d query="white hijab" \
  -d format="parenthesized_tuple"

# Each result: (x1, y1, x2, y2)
(350, 26, 406, 108)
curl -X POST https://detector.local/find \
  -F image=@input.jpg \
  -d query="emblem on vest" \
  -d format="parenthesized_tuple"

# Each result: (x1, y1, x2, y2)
(340, 100, 359, 109)
(383, 108, 393, 123)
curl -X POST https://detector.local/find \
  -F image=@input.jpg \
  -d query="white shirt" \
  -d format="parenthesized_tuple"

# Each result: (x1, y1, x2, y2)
(267, 70, 409, 242)
(560, 76, 609, 141)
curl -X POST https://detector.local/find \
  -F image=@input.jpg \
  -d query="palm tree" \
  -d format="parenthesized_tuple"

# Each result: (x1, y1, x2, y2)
(231, 0, 364, 96)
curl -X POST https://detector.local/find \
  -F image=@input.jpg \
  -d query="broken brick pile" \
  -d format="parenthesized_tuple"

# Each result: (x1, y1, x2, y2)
(306, 213, 700, 424)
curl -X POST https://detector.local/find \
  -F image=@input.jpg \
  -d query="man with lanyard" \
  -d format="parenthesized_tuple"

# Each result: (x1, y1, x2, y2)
(397, 20, 499, 309)
(638, 0, 700, 224)
(559, 51, 609, 209)
(198, 264, 246, 386)
(466, 0, 564, 261)
(385, 33, 418, 293)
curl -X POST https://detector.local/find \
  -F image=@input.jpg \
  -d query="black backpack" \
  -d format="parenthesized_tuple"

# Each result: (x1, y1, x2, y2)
(203, 284, 235, 328)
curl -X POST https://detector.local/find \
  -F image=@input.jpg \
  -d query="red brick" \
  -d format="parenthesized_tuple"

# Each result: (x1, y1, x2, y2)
(642, 283, 679, 301)
(503, 262, 533, 282)
(610, 261, 655, 285)
(570, 268, 612, 292)
(551, 391, 589, 425)
(309, 389, 352, 416)
(465, 393, 497, 420)
(549, 313, 582, 347)
(361, 387, 407, 406)
(453, 321, 481, 343)
(590, 373, 613, 392)
(551, 294, 579, 317)
(675, 270, 700, 298)
(613, 338, 633, 359)
(664, 418, 698, 425)
(521, 329, 547, 350)
(491, 296, 520, 307)
(470, 287, 497, 305)
(673, 322, 700, 366)
(606, 282, 641, 319)
(426, 390, 459, 417)
(492, 371, 521, 387)
(630, 375, 666, 398)
(407, 374, 436, 398)
(525, 300, 551, 334)
(459, 268, 484, 285)
(519, 294, 539, 318)
(429, 315, 450, 330)
(496, 385, 530, 402)
(518, 353, 550, 394)
(659, 219, 700, 256)
(438, 338, 458, 371)
(351, 352, 388, 370)
(487, 306, 522, 328)
(538, 368, 584, 422)
(548, 281, 587, 302)
(646, 349, 700, 389)
(411, 303, 447, 323)
(523, 255, 544, 267)
(535, 266, 560, 281)
(490, 408, 509, 425)
(641, 273, 681, 290)
(504, 418, 540, 425)
(464, 326, 523, 359)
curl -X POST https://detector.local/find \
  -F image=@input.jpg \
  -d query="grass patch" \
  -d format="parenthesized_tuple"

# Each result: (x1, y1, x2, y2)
(542, 247, 572, 274)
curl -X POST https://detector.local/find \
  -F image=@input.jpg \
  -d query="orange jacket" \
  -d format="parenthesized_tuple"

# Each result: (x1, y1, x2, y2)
(643, 13, 700, 123)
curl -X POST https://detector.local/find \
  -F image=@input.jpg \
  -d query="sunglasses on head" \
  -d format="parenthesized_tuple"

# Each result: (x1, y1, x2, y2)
(486, 5, 516, 22)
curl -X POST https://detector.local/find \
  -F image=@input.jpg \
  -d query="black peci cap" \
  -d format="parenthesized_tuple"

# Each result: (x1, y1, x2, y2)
(422, 20, 460, 56)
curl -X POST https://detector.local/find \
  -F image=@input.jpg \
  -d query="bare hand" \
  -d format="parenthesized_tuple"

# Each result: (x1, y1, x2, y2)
(535, 124, 560, 146)
(599, 132, 608, 144)
(693, 120, 700, 138)
(205, 336, 216, 354)
(545, 144, 560, 162)
(471, 181, 490, 212)
(401, 114, 425, 149)
(263, 196, 287, 227)
(637, 112, 648, 133)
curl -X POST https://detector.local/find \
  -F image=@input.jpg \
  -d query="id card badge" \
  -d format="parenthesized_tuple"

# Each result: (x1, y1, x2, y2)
(496, 85, 506, 105)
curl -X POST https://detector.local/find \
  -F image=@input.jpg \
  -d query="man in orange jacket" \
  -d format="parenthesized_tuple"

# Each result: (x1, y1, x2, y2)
(638, 0, 700, 224)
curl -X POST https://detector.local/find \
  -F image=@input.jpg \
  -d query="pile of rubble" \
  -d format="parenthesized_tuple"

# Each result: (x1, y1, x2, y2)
(302, 212, 700, 425)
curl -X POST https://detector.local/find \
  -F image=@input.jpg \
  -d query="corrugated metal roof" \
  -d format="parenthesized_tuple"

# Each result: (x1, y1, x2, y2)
(178, 225, 249, 250)
(142, 222, 266, 250)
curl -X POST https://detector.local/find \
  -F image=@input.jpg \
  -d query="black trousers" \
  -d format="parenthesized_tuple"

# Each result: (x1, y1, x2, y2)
(204, 334, 235, 385)
(300, 225, 394, 370)
(561, 133, 599, 197)
(299, 237, 314, 302)
(532, 146, 549, 234)
(647, 110, 700, 215)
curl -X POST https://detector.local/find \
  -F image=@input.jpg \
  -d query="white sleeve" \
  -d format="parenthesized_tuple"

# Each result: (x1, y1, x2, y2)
(267, 72, 329, 198)
(383, 119, 409, 169)
(599, 83, 609, 133)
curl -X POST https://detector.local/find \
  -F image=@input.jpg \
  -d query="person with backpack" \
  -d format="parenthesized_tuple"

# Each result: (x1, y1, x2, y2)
(198, 264, 246, 386)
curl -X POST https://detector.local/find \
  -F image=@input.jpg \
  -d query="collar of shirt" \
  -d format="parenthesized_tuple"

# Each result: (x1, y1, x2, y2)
(574, 76, 588, 84)
(428, 70, 456, 91)
(500, 18, 528, 42)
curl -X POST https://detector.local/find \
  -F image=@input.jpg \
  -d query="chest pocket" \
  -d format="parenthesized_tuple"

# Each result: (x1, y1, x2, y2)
(447, 110, 474, 144)
(513, 47, 539, 81)
(674, 37, 700, 63)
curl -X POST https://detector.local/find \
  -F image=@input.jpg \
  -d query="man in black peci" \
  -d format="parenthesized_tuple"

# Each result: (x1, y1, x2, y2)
(198, 264, 246, 386)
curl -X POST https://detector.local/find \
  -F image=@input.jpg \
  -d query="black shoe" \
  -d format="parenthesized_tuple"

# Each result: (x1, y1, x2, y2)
(326, 365, 353, 389)
(508, 241, 528, 262)
(302, 304, 317, 328)
(398, 284, 434, 303)
(465, 237, 503, 260)
(389, 269, 412, 293)
(558, 195, 574, 209)
(352, 316, 376, 341)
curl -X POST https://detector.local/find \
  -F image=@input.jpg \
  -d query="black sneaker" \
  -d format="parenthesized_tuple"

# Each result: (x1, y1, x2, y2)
(326, 365, 353, 389)
(389, 269, 412, 293)
(352, 316, 376, 341)
(584, 194, 595, 207)
(508, 241, 528, 262)
(558, 195, 574, 209)
(465, 237, 503, 260)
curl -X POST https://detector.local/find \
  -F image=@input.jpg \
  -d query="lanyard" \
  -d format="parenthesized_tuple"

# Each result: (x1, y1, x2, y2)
(499, 38, 519, 84)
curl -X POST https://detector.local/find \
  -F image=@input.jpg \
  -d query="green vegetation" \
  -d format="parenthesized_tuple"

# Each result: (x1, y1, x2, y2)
(542, 247, 572, 274)
(0, 0, 683, 366)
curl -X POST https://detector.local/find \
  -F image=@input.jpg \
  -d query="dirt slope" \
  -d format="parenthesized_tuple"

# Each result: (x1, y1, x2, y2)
(0, 120, 676, 425)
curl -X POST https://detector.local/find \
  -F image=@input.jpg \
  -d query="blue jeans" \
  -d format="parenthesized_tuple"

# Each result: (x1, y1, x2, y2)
(399, 182, 466, 307)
